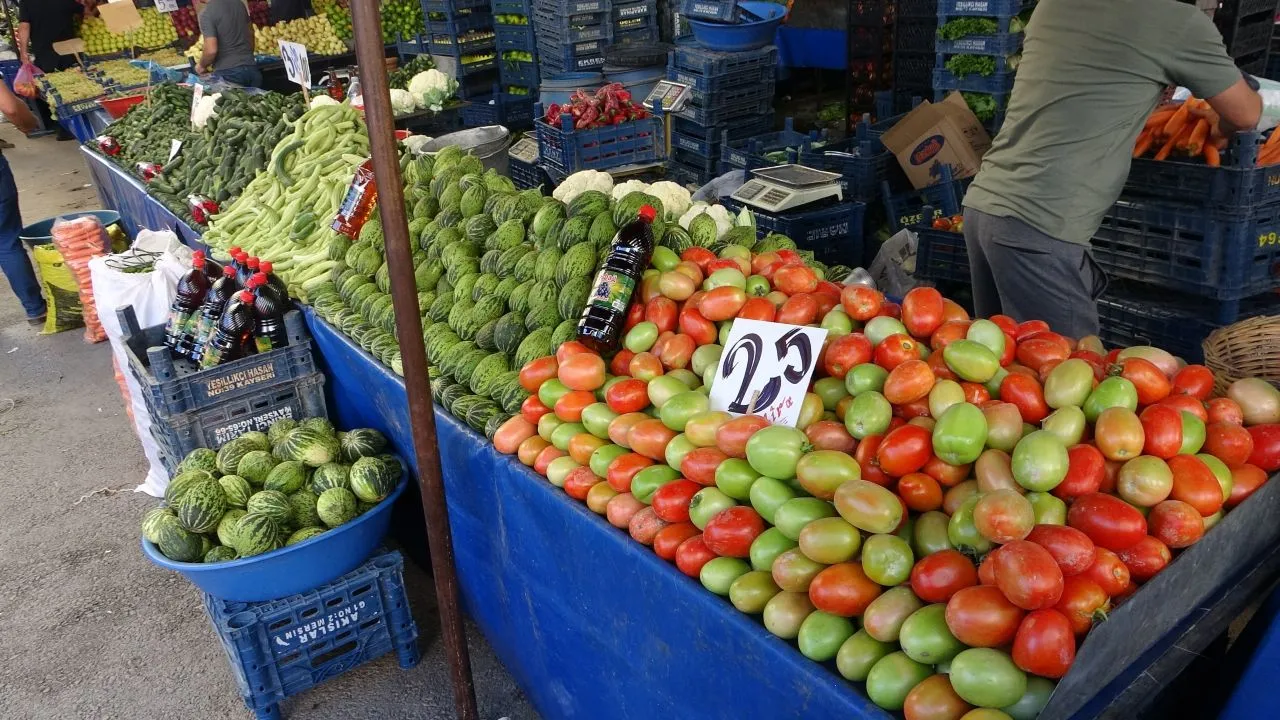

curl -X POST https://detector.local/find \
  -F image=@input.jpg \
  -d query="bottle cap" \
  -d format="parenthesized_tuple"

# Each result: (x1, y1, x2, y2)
(235, 252, 248, 264)
(229, 246, 241, 256)
(260, 261, 273, 274)
(247, 256, 260, 270)
(240, 290, 254, 302)
(251, 272, 268, 287)
(192, 249, 205, 265)
(638, 205, 657, 222)
(222, 265, 236, 277)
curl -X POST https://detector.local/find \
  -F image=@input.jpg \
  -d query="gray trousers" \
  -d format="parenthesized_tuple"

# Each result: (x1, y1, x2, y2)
(961, 208, 1108, 339)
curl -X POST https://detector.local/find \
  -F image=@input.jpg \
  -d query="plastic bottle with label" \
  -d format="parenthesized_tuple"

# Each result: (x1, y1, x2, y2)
(577, 205, 656, 354)
(331, 157, 378, 239)
(249, 271, 288, 353)
(189, 265, 240, 364)
(165, 250, 211, 355)
(199, 288, 257, 369)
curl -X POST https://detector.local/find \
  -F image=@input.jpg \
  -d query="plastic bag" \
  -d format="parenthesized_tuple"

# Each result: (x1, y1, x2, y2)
(868, 228, 920, 298)
(50, 215, 110, 343)
(13, 61, 42, 99)
(31, 243, 85, 334)
(89, 229, 187, 497)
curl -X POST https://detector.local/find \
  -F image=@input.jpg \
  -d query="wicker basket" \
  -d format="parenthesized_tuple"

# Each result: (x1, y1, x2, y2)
(1202, 315, 1280, 396)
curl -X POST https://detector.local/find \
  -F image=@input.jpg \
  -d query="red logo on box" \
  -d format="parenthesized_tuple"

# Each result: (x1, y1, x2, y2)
(911, 135, 945, 166)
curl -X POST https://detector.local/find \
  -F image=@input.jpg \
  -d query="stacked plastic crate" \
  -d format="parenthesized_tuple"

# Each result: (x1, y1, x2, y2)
(424, 0, 499, 100)
(1091, 132, 1280, 361)
(891, 0, 937, 114)
(846, 0, 893, 121)
(494, 0, 539, 97)
(534, 0, 612, 76)
(665, 43, 778, 186)
(613, 0, 661, 43)
(933, 0, 1029, 136)
(1213, 0, 1279, 75)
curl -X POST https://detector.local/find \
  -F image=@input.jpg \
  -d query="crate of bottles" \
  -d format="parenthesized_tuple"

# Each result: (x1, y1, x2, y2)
(204, 549, 421, 720)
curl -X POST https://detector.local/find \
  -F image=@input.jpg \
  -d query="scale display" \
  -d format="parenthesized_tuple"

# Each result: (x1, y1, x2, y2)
(509, 137, 539, 164)
(729, 164, 843, 213)
(643, 81, 691, 113)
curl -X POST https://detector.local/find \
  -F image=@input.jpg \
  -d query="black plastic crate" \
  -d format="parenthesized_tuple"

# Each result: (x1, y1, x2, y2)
(722, 198, 868, 266)
(881, 173, 968, 231)
(849, 25, 889, 56)
(894, 52, 933, 88)
(895, 18, 938, 53)
(614, 25, 660, 43)
(666, 161, 711, 187)
(668, 115, 774, 156)
(848, 0, 889, 26)
(1097, 283, 1278, 363)
(665, 61, 774, 94)
(672, 145, 720, 175)
(1124, 130, 1280, 209)
(460, 92, 535, 126)
(118, 305, 317, 418)
(936, 0, 1033, 15)
(425, 10, 494, 35)
(1222, 16, 1275, 59)
(614, 14, 658, 34)
(675, 91, 773, 126)
(913, 220, 970, 285)
(797, 135, 893, 202)
(683, 76, 775, 108)
(895, 0, 938, 18)
(424, 0, 491, 11)
(616, 0, 659, 19)
(534, 0, 608, 11)
(1091, 198, 1280, 304)
(678, 0, 739, 22)
(720, 118, 824, 172)
(492, 0, 533, 12)
(204, 549, 420, 720)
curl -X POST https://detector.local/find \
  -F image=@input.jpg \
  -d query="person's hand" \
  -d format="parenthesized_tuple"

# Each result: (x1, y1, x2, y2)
(195, 64, 206, 75)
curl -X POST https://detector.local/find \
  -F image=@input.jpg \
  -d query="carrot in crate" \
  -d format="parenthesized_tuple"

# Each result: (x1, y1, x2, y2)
(1133, 129, 1154, 157)
(1204, 144, 1221, 167)
(1162, 103, 1191, 139)
(1153, 129, 1180, 161)
(1185, 119, 1208, 155)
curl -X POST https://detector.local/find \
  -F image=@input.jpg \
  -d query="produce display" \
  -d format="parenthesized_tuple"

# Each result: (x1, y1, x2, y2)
(314, 0, 355, 42)
(252, 15, 349, 57)
(136, 48, 188, 67)
(39, 68, 108, 112)
(944, 55, 1008, 78)
(101, 83, 194, 167)
(961, 92, 998, 123)
(77, 8, 178, 55)
(494, 13, 531, 25)
(1131, 97, 1266, 167)
(388, 55, 436, 91)
(488, 251, 1279, 716)
(543, 84, 654, 130)
(936, 17, 1025, 40)
(381, 0, 426, 44)
(141, 419, 404, 563)
(93, 59, 151, 88)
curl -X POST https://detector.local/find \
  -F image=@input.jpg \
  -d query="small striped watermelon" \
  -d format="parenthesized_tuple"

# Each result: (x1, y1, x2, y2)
(317, 487, 359, 528)
(218, 475, 252, 508)
(340, 428, 387, 463)
(216, 509, 247, 547)
(141, 507, 175, 544)
(310, 463, 350, 494)
(349, 457, 396, 504)
(286, 526, 326, 546)
(176, 478, 228, 534)
(204, 546, 239, 563)
(231, 513, 284, 557)
(264, 461, 307, 494)
(289, 490, 323, 528)
(246, 490, 293, 526)
(155, 515, 204, 562)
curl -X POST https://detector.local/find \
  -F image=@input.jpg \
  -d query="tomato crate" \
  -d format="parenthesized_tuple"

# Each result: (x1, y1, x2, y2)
(678, 0, 740, 22)
(895, 18, 938, 53)
(495, 23, 537, 51)
(722, 198, 868, 265)
(668, 43, 778, 81)
(668, 114, 774, 156)
(1124, 131, 1280, 209)
(1096, 283, 1278, 364)
(934, 30, 1023, 55)
(615, 0, 659, 20)
(932, 66, 1016, 94)
(912, 217, 970, 285)
(425, 10, 494, 35)
(499, 58, 538, 86)
(535, 105, 665, 173)
(1090, 198, 1280, 306)
(936, 0, 1034, 16)
(881, 170, 967, 231)
(797, 136, 893, 202)
(203, 549, 420, 720)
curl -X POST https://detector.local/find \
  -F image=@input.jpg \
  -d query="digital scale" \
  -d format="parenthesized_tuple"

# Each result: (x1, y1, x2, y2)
(508, 136, 539, 165)
(642, 80, 692, 113)
(730, 164, 844, 213)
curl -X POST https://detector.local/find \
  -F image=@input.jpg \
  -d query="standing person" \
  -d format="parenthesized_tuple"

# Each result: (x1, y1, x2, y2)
(16, 0, 81, 141)
(196, 0, 262, 88)
(961, 0, 1262, 338)
(0, 79, 47, 325)
(270, 0, 312, 24)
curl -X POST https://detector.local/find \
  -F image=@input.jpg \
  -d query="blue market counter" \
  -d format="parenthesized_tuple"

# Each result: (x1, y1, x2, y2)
(80, 147, 204, 245)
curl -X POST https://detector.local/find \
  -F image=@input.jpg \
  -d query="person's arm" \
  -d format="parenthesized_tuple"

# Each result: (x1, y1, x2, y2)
(1166, 10, 1261, 132)
(197, 36, 219, 74)
(0, 80, 38, 135)
(1206, 76, 1262, 134)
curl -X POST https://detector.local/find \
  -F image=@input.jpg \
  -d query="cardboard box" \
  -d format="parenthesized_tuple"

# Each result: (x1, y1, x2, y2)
(880, 92, 992, 190)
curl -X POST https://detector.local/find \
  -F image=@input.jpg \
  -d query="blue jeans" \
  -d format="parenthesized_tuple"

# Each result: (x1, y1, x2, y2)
(214, 64, 263, 89)
(0, 155, 45, 318)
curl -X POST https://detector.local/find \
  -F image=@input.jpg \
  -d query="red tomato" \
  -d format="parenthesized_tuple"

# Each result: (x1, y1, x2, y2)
(533, 445, 565, 476)
(681, 247, 716, 271)
(675, 534, 718, 577)
(1148, 499, 1205, 549)
(643, 296, 677, 333)
(609, 348, 636, 377)
(809, 563, 883, 617)
(910, 549, 978, 603)
(1053, 444, 1105, 502)
(657, 333, 696, 370)
(993, 540, 1066, 610)
(1015, 320, 1051, 341)
(990, 315, 1018, 335)
(628, 352, 664, 381)
(1247, 424, 1280, 471)
(605, 378, 650, 414)
(605, 493, 644, 528)
(1116, 536, 1172, 582)
(874, 333, 921, 371)
(824, 333, 874, 379)
(651, 479, 701, 523)
(1013, 609, 1076, 679)
(922, 455, 971, 488)
(1228, 463, 1269, 508)
(898, 472, 944, 512)
(622, 302, 646, 333)
(774, 264, 819, 295)
(884, 360, 937, 405)
(716, 415, 769, 458)
(901, 287, 946, 339)
(563, 466, 600, 501)
(653, 522, 700, 561)
(903, 675, 971, 720)
(929, 320, 971, 351)
(1000, 373, 1050, 424)
(812, 292, 839, 318)
(941, 298, 970, 324)
(1167, 454, 1225, 516)
(1116, 357, 1171, 406)
(703, 506, 765, 558)
(815, 280, 843, 301)
(677, 306, 718, 346)
(519, 355, 559, 393)
(1207, 397, 1245, 426)
(1067, 492, 1148, 551)
(977, 549, 1000, 586)
(737, 296, 777, 322)
(613, 412, 656, 446)
(855, 433, 892, 486)
(698, 286, 748, 322)
(705, 258, 744, 276)
(961, 382, 991, 406)
(554, 390, 596, 422)
(1016, 337, 1070, 374)
(558, 353, 606, 392)
(926, 351, 959, 382)
(629, 418, 678, 461)
(751, 251, 781, 275)
(945, 585, 1025, 648)
(775, 292, 821, 326)
(1026, 524, 1096, 576)
(1139, 404, 1184, 459)
(1082, 547, 1131, 596)
(841, 285, 883, 321)
(1054, 575, 1110, 635)
(1160, 393, 1208, 423)
(805, 420, 857, 453)
(1204, 421, 1255, 468)
(1172, 365, 1215, 399)
(520, 395, 552, 425)
(681, 447, 728, 487)
(555, 341, 591, 364)
(606, 452, 653, 493)
(877, 424, 933, 477)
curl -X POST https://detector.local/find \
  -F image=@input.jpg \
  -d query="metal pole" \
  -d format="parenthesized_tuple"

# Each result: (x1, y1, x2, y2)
(348, 3, 480, 719)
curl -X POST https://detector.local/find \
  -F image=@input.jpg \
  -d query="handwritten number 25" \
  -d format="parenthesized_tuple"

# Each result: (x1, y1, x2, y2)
(722, 329, 812, 414)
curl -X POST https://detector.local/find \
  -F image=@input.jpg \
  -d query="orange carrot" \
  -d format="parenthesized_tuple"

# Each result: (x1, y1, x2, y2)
(1153, 130, 1180, 161)
(1184, 119, 1209, 154)
(1257, 145, 1280, 167)
(1144, 109, 1176, 131)
(1264, 128, 1280, 152)
(1204, 145, 1221, 167)
(1133, 129, 1154, 157)
(1162, 104, 1191, 140)
(1172, 122, 1196, 152)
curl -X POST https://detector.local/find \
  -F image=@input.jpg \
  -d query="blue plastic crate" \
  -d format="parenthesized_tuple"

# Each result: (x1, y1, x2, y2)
(684, 75, 775, 107)
(932, 66, 1015, 93)
(665, 62, 774, 94)
(797, 137, 892, 202)
(1097, 284, 1277, 363)
(424, 0, 490, 11)
(668, 114, 774, 156)
(509, 156, 548, 191)
(535, 106, 665, 173)
(666, 161, 710, 187)
(57, 111, 97, 143)
(720, 118, 823, 171)
(936, 0, 1033, 16)
(1091, 199, 1280, 303)
(534, 0, 608, 12)
(934, 31, 1023, 55)
(0, 59, 20, 89)
(535, 17, 610, 43)
(614, 26, 660, 44)
(495, 23, 537, 50)
(669, 43, 778, 79)
(203, 549, 421, 720)
(461, 92, 536, 126)
(540, 42, 609, 73)
(429, 32, 498, 55)
(881, 174, 967, 231)
(492, 0, 533, 12)
(672, 146, 720, 176)
(679, 0, 739, 21)
(912, 218, 970, 284)
(426, 10, 494, 35)
(614, 14, 658, 34)
(723, 198, 868, 265)
(675, 91, 774, 127)
(616, 0, 659, 19)
(499, 57, 539, 86)
(1125, 131, 1280, 210)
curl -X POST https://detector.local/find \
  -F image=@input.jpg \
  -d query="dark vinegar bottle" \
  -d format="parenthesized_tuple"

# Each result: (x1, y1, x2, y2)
(577, 204, 656, 354)
(234, 251, 252, 286)
(165, 250, 211, 354)
(259, 260, 289, 301)
(199, 289, 256, 369)
(189, 265, 240, 364)
(249, 271, 288, 353)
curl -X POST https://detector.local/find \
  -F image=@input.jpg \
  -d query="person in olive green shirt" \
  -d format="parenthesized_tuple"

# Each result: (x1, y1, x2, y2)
(963, 0, 1261, 338)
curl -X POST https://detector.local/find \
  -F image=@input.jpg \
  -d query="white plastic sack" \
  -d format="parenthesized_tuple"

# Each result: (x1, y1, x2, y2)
(89, 230, 188, 497)
(868, 228, 919, 299)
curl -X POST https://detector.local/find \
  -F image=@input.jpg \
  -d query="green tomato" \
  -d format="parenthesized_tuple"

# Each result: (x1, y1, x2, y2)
(1001, 676, 1056, 720)
(689, 487, 737, 530)
(1043, 358, 1095, 409)
(729, 570, 781, 614)
(745, 425, 809, 480)
(748, 476, 797, 524)
(1027, 491, 1067, 525)
(715, 457, 760, 500)
(865, 316, 908, 346)
(845, 390, 892, 439)
(691, 344, 723, 376)
(912, 510, 953, 556)
(948, 494, 993, 555)
(631, 464, 680, 504)
(1179, 411, 1206, 454)
(1011, 430, 1070, 491)
(744, 274, 771, 297)
(797, 611, 856, 662)
(845, 362, 889, 396)
(821, 307, 854, 337)
(1041, 405, 1086, 447)
(581, 402, 618, 439)
(550, 422, 586, 451)
(664, 433, 697, 472)
(865, 651, 933, 711)
(966, 318, 1007, 358)
(537, 412, 564, 442)
(704, 267, 746, 290)
(1196, 453, 1234, 501)
(545, 456, 580, 488)
(773, 497, 838, 540)
(749, 527, 798, 572)
(797, 516, 862, 564)
(984, 366, 1010, 397)
(949, 648, 1027, 709)
(624, 321, 659, 353)
(836, 630, 896, 682)
(1083, 376, 1139, 422)
(588, 443, 628, 478)
(943, 340, 1000, 383)
(932, 402, 989, 465)
(762, 591, 814, 640)
(667, 368, 700, 389)
(834, 479, 903, 534)
(648, 375, 690, 409)
(929, 379, 966, 420)
(813, 376, 850, 411)
(899, 604, 966, 664)
(718, 320, 733, 346)
(660, 390, 710, 431)
(700, 556, 751, 596)
(650, 246, 679, 271)
(862, 586, 925, 643)
(538, 378, 571, 413)
(860, 533, 915, 586)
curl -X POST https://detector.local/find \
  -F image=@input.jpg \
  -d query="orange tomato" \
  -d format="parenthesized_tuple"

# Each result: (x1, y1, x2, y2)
(902, 286, 946, 339)
(930, 320, 972, 351)
(556, 340, 592, 364)
(628, 351, 664, 381)
(775, 293, 820, 325)
(1172, 365, 1215, 400)
(568, 433, 607, 464)
(1095, 408, 1145, 461)
(606, 453, 653, 493)
(774, 264, 819, 294)
(558, 353, 606, 392)
(737, 296, 777, 322)
(698, 286, 748, 321)
(645, 296, 679, 333)
(884, 359, 936, 405)
(716, 415, 769, 458)
(519, 355, 559, 392)
(608, 412, 651, 448)
(841, 284, 883, 321)
(517, 435, 550, 466)
(628, 418, 678, 460)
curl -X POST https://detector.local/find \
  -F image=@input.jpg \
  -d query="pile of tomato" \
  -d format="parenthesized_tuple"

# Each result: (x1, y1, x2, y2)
(931, 214, 967, 233)
(490, 242, 1280, 720)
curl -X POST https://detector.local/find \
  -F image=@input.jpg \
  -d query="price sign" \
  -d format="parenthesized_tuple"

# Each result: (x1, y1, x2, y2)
(278, 40, 312, 89)
(99, 1, 144, 34)
(190, 83, 203, 124)
(155, 0, 179, 12)
(709, 319, 828, 427)
(168, 139, 182, 163)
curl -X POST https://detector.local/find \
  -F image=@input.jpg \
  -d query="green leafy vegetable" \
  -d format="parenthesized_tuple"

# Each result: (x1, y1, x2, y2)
(945, 55, 998, 78)
(962, 93, 998, 122)
(937, 18, 999, 40)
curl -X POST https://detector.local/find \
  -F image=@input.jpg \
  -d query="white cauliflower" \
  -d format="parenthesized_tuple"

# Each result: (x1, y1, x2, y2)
(647, 181, 692, 221)
(408, 69, 457, 111)
(308, 95, 339, 110)
(611, 179, 650, 201)
(678, 201, 711, 230)
(553, 170, 614, 204)
(390, 88, 416, 115)
(705, 204, 735, 238)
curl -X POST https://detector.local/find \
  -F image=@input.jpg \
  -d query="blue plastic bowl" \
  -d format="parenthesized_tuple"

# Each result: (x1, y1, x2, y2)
(20, 210, 122, 247)
(142, 477, 407, 602)
(688, 1, 787, 52)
